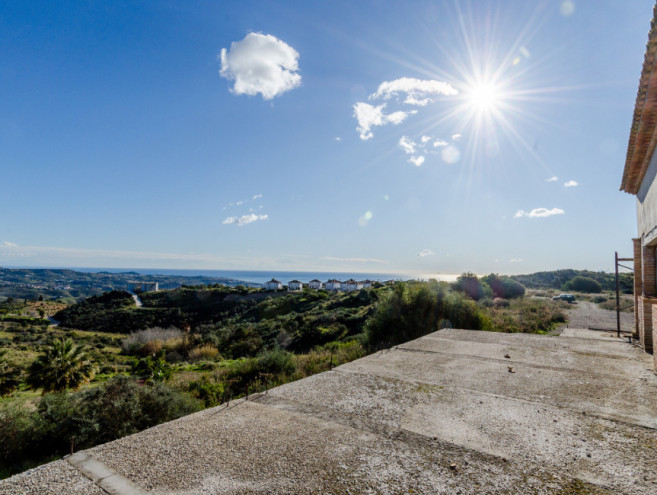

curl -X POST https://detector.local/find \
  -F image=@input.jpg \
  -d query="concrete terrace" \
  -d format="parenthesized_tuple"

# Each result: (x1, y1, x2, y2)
(3, 326, 657, 494)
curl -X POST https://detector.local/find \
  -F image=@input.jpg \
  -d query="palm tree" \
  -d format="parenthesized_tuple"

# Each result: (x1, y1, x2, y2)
(27, 338, 95, 393)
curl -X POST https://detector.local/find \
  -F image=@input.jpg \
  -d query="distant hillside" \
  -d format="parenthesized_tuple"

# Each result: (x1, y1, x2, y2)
(509, 269, 633, 293)
(0, 268, 255, 302)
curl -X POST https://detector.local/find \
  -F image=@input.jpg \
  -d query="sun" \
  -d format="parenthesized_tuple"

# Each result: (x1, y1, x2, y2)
(467, 81, 501, 113)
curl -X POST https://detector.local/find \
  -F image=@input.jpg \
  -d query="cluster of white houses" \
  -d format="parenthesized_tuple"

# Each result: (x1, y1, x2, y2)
(263, 278, 376, 292)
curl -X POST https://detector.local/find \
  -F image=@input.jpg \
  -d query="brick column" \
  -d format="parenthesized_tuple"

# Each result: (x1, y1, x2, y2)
(634, 238, 643, 339)
(640, 245, 656, 351)
(642, 245, 656, 296)
(646, 300, 656, 354)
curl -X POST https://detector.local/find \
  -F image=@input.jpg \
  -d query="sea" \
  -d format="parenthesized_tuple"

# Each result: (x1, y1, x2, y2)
(33, 267, 459, 285)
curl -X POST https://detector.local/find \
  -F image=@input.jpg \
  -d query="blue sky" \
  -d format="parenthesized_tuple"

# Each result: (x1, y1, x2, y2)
(0, 0, 652, 276)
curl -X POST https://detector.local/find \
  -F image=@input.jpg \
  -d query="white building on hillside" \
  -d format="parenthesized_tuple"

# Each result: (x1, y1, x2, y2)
(288, 280, 303, 291)
(325, 279, 341, 291)
(343, 279, 363, 292)
(264, 279, 282, 291)
(308, 279, 323, 289)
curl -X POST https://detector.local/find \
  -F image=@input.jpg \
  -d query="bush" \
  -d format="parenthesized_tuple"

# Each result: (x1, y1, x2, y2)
(452, 274, 492, 301)
(188, 344, 220, 362)
(256, 349, 295, 375)
(365, 282, 488, 348)
(187, 376, 226, 407)
(131, 352, 172, 382)
(563, 276, 602, 293)
(122, 327, 182, 354)
(0, 402, 40, 474)
(482, 274, 526, 299)
(0, 376, 201, 478)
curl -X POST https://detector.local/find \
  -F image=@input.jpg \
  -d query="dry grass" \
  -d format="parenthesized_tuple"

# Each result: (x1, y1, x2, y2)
(482, 297, 566, 334)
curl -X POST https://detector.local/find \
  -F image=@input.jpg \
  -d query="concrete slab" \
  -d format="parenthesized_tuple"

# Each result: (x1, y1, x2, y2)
(2, 327, 656, 494)
(398, 332, 654, 379)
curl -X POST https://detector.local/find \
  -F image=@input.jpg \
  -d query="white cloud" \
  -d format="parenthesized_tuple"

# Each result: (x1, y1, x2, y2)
(564, 180, 578, 187)
(353, 102, 414, 140)
(219, 33, 301, 100)
(370, 77, 458, 106)
(223, 214, 269, 226)
(546, 176, 559, 182)
(421, 135, 431, 143)
(398, 136, 416, 154)
(433, 140, 448, 148)
(417, 249, 435, 257)
(514, 207, 565, 218)
(3, 241, 18, 248)
(408, 156, 425, 166)
(235, 201, 244, 206)
(252, 194, 262, 200)
(451, 133, 462, 141)
(509, 258, 524, 263)
(335, 137, 341, 141)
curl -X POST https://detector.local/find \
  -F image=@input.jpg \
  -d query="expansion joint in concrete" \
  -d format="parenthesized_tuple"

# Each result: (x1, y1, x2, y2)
(65, 452, 148, 495)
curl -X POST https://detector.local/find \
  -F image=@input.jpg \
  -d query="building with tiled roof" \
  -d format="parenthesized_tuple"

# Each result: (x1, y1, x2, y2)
(288, 280, 303, 291)
(621, 3, 657, 369)
(264, 278, 283, 291)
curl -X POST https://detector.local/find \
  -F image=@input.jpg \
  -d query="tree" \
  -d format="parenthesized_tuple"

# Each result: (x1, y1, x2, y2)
(27, 338, 95, 393)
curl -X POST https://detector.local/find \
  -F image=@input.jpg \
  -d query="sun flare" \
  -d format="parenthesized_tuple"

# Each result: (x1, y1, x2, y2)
(468, 82, 500, 112)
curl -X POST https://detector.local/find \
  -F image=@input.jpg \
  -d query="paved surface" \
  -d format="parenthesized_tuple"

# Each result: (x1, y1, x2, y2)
(2, 327, 657, 494)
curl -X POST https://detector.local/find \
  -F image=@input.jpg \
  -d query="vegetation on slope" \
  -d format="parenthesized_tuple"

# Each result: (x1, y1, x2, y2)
(509, 269, 633, 293)
(0, 276, 575, 479)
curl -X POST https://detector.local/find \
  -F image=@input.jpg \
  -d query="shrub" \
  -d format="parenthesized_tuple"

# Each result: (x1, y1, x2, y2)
(187, 376, 226, 407)
(482, 274, 526, 299)
(256, 349, 295, 375)
(0, 402, 39, 472)
(493, 297, 510, 308)
(452, 273, 492, 301)
(188, 344, 220, 362)
(131, 352, 172, 382)
(0, 376, 201, 478)
(365, 282, 488, 348)
(563, 276, 602, 294)
(0, 350, 21, 397)
(122, 327, 182, 354)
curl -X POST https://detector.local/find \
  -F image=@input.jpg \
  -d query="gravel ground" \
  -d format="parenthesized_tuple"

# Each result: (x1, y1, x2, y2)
(0, 460, 105, 495)
(566, 300, 635, 333)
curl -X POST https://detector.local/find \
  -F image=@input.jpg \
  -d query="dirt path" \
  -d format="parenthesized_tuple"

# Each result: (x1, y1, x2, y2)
(565, 300, 634, 333)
